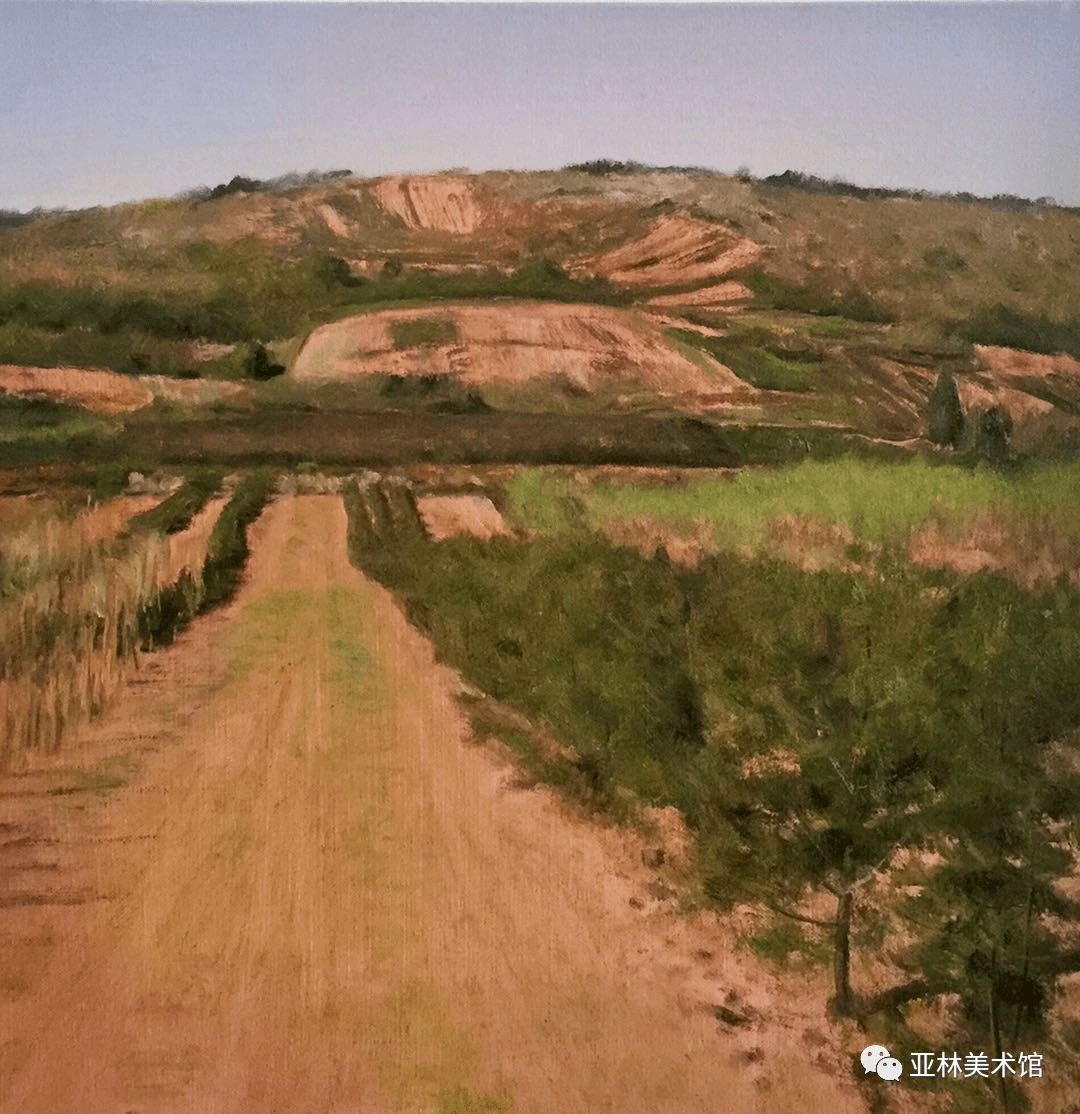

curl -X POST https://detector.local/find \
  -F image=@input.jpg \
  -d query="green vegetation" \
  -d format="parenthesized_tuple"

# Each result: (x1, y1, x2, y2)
(949, 304, 1080, 359)
(126, 469, 221, 535)
(0, 394, 110, 448)
(343, 474, 1080, 1051)
(664, 326, 818, 391)
(138, 470, 274, 647)
(505, 459, 1080, 551)
(390, 316, 460, 350)
(740, 268, 892, 324)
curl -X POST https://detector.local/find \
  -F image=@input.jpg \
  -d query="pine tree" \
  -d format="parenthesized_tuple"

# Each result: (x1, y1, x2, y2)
(927, 369, 964, 447)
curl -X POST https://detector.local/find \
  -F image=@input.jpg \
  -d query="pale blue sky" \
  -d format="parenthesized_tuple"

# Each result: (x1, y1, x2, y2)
(2, 2, 1078, 211)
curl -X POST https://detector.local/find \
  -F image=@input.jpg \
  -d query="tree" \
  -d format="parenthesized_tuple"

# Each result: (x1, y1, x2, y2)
(242, 342, 284, 381)
(926, 369, 964, 447)
(976, 406, 1012, 466)
(682, 559, 943, 1015)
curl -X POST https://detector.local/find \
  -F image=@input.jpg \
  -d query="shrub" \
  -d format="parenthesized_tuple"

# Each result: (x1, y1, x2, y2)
(740, 268, 892, 323)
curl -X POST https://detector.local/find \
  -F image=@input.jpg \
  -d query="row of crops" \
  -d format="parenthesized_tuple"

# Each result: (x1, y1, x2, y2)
(0, 472, 272, 768)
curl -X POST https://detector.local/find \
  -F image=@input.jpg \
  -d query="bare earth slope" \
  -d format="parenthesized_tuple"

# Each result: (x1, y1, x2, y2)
(0, 496, 861, 1114)
(292, 301, 750, 397)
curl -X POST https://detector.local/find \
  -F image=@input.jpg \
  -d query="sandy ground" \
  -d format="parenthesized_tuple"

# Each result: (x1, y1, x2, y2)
(649, 281, 753, 309)
(291, 301, 750, 397)
(372, 176, 485, 234)
(0, 364, 153, 414)
(974, 344, 1080, 382)
(0, 495, 867, 1114)
(577, 215, 761, 288)
(416, 493, 512, 541)
(0, 365, 248, 415)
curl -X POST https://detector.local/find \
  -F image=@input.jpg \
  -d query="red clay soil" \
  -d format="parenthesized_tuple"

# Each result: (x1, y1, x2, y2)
(649, 280, 754, 309)
(0, 496, 865, 1114)
(576, 214, 761, 288)
(415, 493, 512, 541)
(0, 364, 153, 414)
(292, 301, 751, 398)
(372, 176, 485, 234)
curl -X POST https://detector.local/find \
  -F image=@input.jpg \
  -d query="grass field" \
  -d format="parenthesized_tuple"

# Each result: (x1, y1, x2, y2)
(505, 458, 1080, 553)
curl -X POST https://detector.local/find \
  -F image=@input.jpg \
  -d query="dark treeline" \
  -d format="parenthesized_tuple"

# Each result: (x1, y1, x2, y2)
(758, 168, 1079, 216)
(182, 168, 353, 203)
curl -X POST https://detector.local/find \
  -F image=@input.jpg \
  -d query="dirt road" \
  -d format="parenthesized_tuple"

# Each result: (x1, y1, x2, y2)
(0, 496, 865, 1113)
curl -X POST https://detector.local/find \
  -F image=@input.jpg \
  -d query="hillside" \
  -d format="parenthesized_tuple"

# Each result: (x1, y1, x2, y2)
(2, 166, 1079, 467)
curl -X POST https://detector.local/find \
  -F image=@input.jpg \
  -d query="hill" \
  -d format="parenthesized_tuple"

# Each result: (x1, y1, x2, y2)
(1, 165, 1079, 467)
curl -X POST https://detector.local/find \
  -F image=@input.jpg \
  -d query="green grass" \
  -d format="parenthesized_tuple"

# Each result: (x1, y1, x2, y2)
(389, 315, 460, 350)
(663, 326, 819, 391)
(504, 458, 1080, 550)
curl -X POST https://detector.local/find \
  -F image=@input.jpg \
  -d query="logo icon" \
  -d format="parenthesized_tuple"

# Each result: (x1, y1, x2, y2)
(862, 1044, 903, 1080)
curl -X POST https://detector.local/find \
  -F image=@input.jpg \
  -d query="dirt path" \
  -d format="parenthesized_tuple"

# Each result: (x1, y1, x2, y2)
(0, 496, 865, 1113)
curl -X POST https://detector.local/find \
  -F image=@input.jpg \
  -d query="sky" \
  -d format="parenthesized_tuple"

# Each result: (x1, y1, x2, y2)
(1, 2, 1079, 211)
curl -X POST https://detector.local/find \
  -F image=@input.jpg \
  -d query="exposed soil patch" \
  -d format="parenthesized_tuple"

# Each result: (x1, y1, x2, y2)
(292, 301, 751, 397)
(0, 366, 248, 415)
(649, 280, 753, 309)
(908, 513, 1079, 590)
(576, 214, 761, 288)
(416, 493, 512, 541)
(156, 495, 228, 586)
(140, 376, 251, 406)
(372, 175, 485, 234)
(76, 493, 160, 544)
(0, 364, 152, 414)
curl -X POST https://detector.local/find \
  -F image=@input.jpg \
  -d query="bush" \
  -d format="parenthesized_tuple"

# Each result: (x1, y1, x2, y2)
(242, 342, 285, 381)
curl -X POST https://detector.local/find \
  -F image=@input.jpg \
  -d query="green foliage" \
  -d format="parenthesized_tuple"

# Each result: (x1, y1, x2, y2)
(200, 471, 274, 609)
(563, 159, 651, 176)
(741, 269, 892, 323)
(507, 459, 1080, 554)
(343, 257, 629, 310)
(389, 316, 460, 350)
(344, 486, 702, 805)
(0, 281, 250, 345)
(135, 470, 273, 648)
(126, 469, 222, 535)
(922, 246, 967, 272)
(664, 327, 818, 391)
(436, 1088, 512, 1114)
(950, 304, 1080, 359)
(0, 394, 109, 449)
(349, 472, 1080, 1031)
(926, 369, 964, 447)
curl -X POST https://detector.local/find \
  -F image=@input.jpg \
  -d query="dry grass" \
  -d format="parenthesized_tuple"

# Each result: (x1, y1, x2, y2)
(0, 492, 228, 768)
